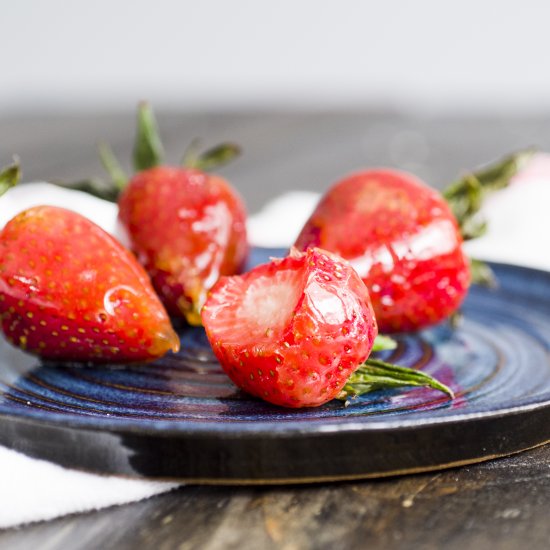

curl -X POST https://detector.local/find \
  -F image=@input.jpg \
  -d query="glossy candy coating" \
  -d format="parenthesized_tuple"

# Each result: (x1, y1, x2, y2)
(118, 166, 248, 325)
(202, 247, 378, 408)
(295, 170, 471, 332)
(0, 206, 179, 362)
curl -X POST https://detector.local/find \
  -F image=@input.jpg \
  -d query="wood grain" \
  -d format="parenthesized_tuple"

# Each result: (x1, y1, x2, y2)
(2, 445, 550, 549)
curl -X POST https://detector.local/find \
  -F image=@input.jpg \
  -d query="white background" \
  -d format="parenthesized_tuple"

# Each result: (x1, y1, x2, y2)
(2, 0, 550, 114)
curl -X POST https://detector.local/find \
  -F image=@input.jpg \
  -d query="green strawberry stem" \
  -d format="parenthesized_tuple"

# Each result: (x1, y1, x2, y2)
(469, 258, 498, 288)
(58, 103, 242, 201)
(443, 149, 535, 287)
(372, 334, 397, 352)
(181, 138, 203, 167)
(98, 142, 127, 191)
(0, 158, 21, 197)
(443, 149, 534, 241)
(131, 103, 241, 174)
(183, 142, 242, 172)
(133, 101, 165, 172)
(339, 357, 454, 402)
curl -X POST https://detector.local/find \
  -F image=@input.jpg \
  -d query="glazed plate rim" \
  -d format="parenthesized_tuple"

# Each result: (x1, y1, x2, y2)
(1, 397, 550, 438)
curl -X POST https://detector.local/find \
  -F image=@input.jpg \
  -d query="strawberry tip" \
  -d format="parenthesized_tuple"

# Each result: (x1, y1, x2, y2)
(150, 325, 180, 356)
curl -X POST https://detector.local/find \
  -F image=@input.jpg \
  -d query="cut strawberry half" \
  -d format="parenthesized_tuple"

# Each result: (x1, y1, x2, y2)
(202, 248, 378, 408)
(205, 258, 303, 346)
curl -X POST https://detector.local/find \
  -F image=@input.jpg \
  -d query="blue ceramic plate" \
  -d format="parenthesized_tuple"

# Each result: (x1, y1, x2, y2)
(1, 248, 550, 483)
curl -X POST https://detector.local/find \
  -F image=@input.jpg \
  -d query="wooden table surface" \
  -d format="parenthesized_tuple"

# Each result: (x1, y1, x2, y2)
(1, 110, 550, 549)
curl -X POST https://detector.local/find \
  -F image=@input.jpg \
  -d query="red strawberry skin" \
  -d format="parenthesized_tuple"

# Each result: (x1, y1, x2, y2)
(118, 166, 248, 325)
(202, 248, 378, 408)
(0, 206, 179, 362)
(295, 170, 471, 333)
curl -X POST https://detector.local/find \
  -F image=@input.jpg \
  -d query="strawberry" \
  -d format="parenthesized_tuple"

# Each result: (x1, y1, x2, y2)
(202, 247, 377, 407)
(294, 152, 531, 333)
(202, 247, 453, 408)
(0, 205, 179, 362)
(118, 165, 248, 326)
(294, 170, 470, 332)
(66, 103, 248, 325)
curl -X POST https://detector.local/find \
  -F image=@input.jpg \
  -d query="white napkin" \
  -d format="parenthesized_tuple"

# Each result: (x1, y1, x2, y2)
(1, 155, 549, 529)
(462, 154, 550, 270)
(0, 447, 179, 529)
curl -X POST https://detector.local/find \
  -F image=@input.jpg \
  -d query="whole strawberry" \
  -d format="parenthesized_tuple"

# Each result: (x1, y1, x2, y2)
(0, 205, 179, 362)
(294, 152, 532, 333)
(294, 170, 470, 333)
(119, 165, 247, 325)
(70, 103, 248, 325)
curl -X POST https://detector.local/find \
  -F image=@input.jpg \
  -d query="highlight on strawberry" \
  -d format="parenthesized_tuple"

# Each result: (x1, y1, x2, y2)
(202, 247, 452, 408)
(295, 151, 533, 333)
(0, 164, 179, 362)
(66, 103, 248, 326)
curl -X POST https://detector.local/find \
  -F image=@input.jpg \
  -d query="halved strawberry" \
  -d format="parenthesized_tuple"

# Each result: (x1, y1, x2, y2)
(0, 205, 179, 362)
(202, 247, 378, 407)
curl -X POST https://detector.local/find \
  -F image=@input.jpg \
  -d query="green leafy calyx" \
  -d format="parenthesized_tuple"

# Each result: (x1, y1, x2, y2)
(133, 101, 165, 172)
(56, 102, 241, 201)
(444, 150, 534, 240)
(443, 149, 535, 287)
(0, 158, 21, 197)
(183, 141, 241, 172)
(339, 357, 454, 404)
